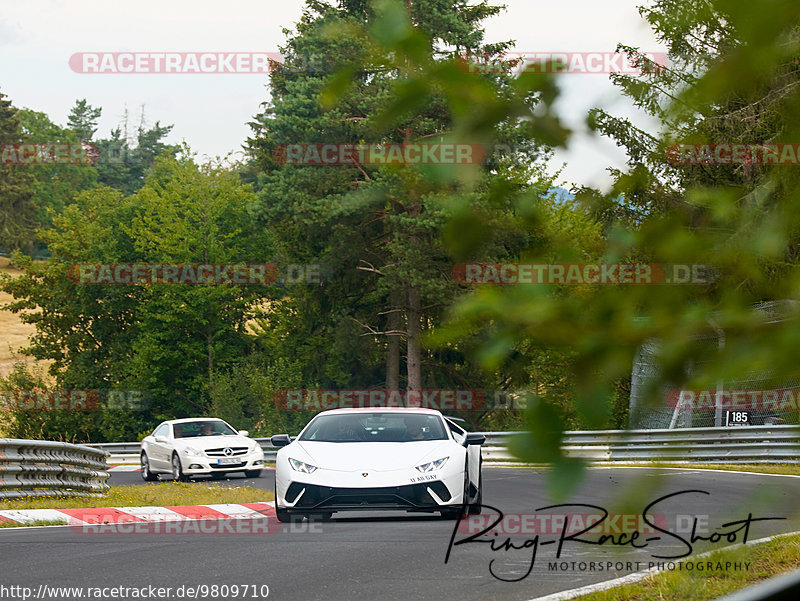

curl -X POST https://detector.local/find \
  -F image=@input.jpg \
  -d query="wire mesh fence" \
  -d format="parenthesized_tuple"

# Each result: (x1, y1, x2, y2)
(629, 301, 800, 429)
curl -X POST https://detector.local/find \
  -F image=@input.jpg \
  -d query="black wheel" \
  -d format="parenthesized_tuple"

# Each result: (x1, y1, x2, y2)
(171, 453, 188, 482)
(441, 465, 469, 520)
(440, 507, 464, 520)
(305, 512, 333, 522)
(244, 469, 262, 478)
(210, 471, 226, 480)
(274, 481, 292, 523)
(140, 452, 158, 481)
(275, 506, 292, 523)
(443, 459, 481, 518)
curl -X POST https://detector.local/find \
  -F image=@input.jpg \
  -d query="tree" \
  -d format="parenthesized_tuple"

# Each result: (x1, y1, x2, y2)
(417, 0, 800, 496)
(18, 108, 98, 235)
(0, 151, 272, 441)
(67, 99, 102, 142)
(94, 108, 179, 195)
(247, 0, 557, 408)
(120, 151, 273, 413)
(0, 90, 37, 252)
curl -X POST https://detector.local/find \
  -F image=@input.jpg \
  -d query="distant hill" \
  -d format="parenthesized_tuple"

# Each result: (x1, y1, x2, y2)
(547, 186, 575, 204)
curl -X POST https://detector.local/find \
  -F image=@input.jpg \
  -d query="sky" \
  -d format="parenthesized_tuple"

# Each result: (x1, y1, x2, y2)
(0, 0, 665, 190)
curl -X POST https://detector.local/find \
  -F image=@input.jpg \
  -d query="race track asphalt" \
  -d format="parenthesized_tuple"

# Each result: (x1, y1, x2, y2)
(2, 467, 799, 601)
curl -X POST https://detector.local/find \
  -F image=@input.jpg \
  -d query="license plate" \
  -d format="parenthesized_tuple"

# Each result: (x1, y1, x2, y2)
(217, 457, 239, 465)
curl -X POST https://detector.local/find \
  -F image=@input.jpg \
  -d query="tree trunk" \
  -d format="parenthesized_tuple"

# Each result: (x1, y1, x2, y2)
(207, 330, 214, 388)
(406, 285, 422, 406)
(386, 288, 401, 389)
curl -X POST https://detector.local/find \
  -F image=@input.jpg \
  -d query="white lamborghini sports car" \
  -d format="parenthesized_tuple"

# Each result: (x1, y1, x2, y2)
(271, 407, 484, 521)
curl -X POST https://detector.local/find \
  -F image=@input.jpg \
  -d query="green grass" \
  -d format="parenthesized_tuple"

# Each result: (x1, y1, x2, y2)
(0, 519, 67, 528)
(0, 482, 273, 511)
(498, 462, 800, 476)
(606, 463, 800, 476)
(572, 534, 800, 601)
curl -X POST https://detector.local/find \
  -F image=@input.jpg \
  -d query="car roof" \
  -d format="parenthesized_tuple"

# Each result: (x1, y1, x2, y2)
(162, 417, 227, 425)
(316, 407, 444, 416)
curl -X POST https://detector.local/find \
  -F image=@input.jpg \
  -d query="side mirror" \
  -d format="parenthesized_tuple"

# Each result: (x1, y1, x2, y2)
(238, 430, 249, 437)
(271, 434, 292, 447)
(465, 433, 485, 446)
(154, 435, 168, 443)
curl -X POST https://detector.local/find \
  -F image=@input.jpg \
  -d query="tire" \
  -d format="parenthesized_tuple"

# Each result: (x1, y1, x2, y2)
(140, 452, 158, 482)
(244, 469, 262, 478)
(275, 506, 292, 523)
(469, 469, 483, 515)
(274, 481, 292, 523)
(304, 512, 333, 522)
(443, 460, 481, 519)
(274, 505, 304, 523)
(440, 507, 464, 520)
(171, 453, 189, 482)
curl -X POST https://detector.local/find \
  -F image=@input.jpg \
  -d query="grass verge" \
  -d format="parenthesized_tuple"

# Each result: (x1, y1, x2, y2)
(0, 482, 273, 511)
(605, 463, 800, 476)
(496, 462, 800, 476)
(0, 519, 67, 528)
(572, 533, 800, 601)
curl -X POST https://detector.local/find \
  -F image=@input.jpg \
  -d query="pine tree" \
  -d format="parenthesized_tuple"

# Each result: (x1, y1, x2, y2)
(247, 0, 551, 395)
(67, 99, 102, 142)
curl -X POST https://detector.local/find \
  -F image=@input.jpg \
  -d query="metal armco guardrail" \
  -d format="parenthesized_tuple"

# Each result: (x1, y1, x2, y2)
(91, 425, 800, 466)
(482, 425, 800, 463)
(0, 439, 110, 498)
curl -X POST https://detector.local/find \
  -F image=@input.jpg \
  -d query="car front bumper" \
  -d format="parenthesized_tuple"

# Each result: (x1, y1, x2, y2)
(179, 450, 264, 475)
(275, 464, 466, 513)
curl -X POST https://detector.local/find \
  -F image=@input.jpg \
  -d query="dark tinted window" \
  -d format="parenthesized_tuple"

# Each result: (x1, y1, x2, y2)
(299, 413, 448, 443)
(173, 420, 237, 438)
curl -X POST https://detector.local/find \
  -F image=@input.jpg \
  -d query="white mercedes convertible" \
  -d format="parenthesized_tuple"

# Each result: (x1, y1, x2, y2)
(140, 418, 265, 481)
(271, 407, 484, 521)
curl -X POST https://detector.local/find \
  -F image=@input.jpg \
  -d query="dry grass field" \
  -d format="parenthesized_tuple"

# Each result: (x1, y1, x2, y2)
(0, 256, 52, 380)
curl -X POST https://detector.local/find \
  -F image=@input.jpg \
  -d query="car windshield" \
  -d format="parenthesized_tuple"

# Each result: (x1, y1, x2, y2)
(299, 413, 448, 443)
(173, 420, 237, 438)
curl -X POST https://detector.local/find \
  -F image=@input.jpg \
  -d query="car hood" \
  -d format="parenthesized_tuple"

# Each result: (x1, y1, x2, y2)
(173, 436, 254, 450)
(293, 440, 453, 472)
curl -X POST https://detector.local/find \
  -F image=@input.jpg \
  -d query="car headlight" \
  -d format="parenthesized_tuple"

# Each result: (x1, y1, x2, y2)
(251, 443, 262, 454)
(183, 447, 204, 457)
(288, 458, 318, 473)
(415, 457, 449, 473)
